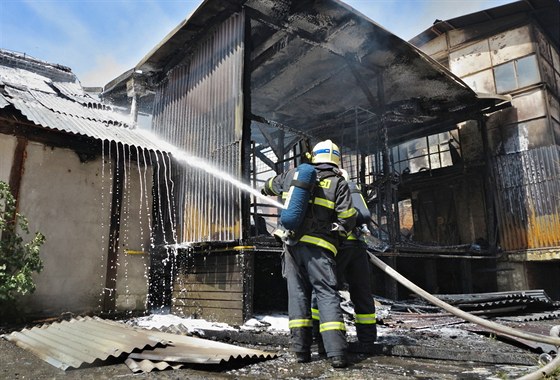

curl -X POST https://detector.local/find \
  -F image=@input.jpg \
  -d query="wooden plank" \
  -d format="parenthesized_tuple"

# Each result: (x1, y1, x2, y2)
(175, 271, 243, 283)
(180, 264, 243, 274)
(172, 305, 244, 325)
(173, 291, 243, 301)
(173, 282, 244, 293)
(173, 298, 244, 309)
(179, 252, 242, 265)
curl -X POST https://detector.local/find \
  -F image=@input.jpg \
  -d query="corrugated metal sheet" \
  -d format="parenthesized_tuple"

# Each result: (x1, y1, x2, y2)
(0, 93, 9, 108)
(128, 330, 277, 363)
(125, 358, 183, 373)
(492, 146, 560, 251)
(28, 89, 130, 125)
(3, 317, 167, 370)
(1, 84, 174, 153)
(0, 62, 176, 153)
(152, 12, 245, 242)
(4, 317, 277, 373)
(0, 64, 57, 94)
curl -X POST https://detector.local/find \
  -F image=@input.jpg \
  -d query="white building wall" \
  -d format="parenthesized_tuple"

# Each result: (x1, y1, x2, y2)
(15, 140, 152, 316)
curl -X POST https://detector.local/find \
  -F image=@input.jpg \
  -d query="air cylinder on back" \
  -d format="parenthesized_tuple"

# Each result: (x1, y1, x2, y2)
(280, 163, 317, 231)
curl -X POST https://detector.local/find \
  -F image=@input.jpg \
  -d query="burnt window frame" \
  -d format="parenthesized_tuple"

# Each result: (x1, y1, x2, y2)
(391, 129, 461, 175)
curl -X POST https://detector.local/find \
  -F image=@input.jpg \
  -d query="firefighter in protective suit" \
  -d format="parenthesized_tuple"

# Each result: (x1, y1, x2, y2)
(311, 168, 377, 354)
(261, 140, 357, 368)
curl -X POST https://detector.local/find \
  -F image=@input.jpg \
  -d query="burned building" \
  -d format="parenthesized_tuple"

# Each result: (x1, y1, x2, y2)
(409, 0, 560, 298)
(101, 0, 529, 325)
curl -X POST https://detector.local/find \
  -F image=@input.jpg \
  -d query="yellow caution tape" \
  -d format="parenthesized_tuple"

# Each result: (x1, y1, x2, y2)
(124, 249, 145, 255)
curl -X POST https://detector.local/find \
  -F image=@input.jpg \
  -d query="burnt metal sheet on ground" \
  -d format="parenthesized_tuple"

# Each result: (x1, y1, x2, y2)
(433, 290, 555, 313)
(2, 317, 167, 370)
(128, 330, 278, 364)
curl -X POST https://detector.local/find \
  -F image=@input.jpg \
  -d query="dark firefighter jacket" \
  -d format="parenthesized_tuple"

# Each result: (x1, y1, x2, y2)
(263, 163, 357, 255)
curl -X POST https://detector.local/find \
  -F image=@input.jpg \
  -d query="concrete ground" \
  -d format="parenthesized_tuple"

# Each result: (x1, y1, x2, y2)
(2, 316, 558, 379)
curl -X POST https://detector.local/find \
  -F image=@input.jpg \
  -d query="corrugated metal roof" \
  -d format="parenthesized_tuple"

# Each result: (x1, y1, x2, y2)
(113, 0, 509, 153)
(0, 65, 57, 94)
(0, 64, 173, 153)
(3, 317, 277, 373)
(0, 93, 9, 108)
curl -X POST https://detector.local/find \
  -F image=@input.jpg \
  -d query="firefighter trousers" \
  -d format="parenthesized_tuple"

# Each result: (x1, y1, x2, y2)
(337, 240, 377, 343)
(283, 242, 347, 358)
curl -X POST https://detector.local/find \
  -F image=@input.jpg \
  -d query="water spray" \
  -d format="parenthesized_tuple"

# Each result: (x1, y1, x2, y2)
(138, 130, 285, 210)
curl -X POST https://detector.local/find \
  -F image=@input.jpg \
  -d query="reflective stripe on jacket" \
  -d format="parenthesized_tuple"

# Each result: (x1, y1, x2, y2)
(263, 163, 357, 254)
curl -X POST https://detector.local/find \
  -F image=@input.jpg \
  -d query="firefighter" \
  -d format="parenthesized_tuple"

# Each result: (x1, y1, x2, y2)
(311, 169, 377, 354)
(261, 139, 357, 368)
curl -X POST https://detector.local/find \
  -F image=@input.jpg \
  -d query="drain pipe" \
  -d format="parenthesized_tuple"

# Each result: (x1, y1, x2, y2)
(367, 252, 560, 378)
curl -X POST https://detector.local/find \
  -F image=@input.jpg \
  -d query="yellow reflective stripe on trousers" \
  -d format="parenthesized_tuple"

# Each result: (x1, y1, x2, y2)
(300, 235, 337, 255)
(313, 197, 334, 209)
(355, 313, 377, 325)
(338, 207, 357, 219)
(319, 321, 346, 332)
(311, 308, 320, 321)
(288, 319, 313, 328)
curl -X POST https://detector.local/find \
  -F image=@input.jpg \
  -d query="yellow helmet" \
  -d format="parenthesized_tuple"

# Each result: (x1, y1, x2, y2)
(311, 139, 341, 167)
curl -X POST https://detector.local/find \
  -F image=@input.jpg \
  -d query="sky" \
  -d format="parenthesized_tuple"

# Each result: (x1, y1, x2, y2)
(0, 0, 514, 88)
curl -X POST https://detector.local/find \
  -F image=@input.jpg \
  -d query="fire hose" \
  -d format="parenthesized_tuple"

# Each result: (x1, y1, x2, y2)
(366, 251, 560, 379)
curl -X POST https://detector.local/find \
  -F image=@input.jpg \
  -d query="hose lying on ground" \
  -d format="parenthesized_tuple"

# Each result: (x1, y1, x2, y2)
(367, 252, 560, 379)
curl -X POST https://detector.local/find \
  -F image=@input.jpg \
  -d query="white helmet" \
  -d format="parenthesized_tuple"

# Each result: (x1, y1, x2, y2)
(311, 139, 341, 167)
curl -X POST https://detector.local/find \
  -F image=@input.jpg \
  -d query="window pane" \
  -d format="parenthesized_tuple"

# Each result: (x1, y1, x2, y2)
(517, 55, 540, 88)
(409, 156, 429, 173)
(494, 62, 516, 93)
(391, 146, 399, 161)
(429, 154, 442, 169)
(428, 134, 440, 147)
(408, 138, 427, 158)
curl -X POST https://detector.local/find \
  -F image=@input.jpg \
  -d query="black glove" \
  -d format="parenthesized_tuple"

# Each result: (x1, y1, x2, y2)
(260, 187, 267, 196)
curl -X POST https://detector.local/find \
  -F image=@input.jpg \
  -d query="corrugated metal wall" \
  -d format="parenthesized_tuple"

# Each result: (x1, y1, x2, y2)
(152, 13, 245, 243)
(492, 145, 560, 251)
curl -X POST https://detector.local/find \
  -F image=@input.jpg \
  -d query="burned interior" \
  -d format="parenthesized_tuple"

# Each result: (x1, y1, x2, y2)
(100, 0, 559, 325)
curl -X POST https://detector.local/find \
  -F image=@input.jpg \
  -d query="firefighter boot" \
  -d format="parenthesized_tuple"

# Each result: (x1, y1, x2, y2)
(330, 354, 348, 368)
(295, 351, 311, 363)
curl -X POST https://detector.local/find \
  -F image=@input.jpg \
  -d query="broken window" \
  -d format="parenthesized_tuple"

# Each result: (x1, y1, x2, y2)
(494, 54, 540, 93)
(392, 130, 461, 174)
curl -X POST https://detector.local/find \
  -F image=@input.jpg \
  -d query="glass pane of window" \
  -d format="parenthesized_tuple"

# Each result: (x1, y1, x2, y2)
(495, 62, 516, 93)
(391, 146, 400, 161)
(409, 156, 429, 173)
(428, 134, 440, 147)
(516, 55, 540, 88)
(407, 138, 427, 158)
(429, 154, 442, 169)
